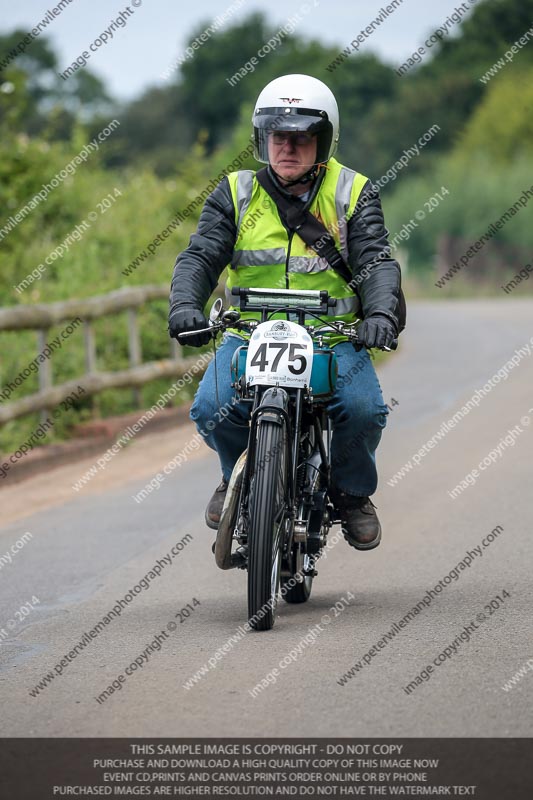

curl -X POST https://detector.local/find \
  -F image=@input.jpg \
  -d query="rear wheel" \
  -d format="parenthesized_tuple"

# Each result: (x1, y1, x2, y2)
(282, 550, 313, 604)
(283, 421, 319, 605)
(247, 417, 288, 631)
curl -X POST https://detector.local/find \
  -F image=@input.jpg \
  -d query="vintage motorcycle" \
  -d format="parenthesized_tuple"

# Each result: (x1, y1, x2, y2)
(182, 287, 396, 631)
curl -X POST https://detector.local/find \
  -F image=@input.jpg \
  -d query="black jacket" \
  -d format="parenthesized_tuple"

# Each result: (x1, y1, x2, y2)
(169, 170, 403, 330)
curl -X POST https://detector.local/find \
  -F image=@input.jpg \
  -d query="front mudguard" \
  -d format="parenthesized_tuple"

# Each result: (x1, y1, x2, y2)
(254, 386, 290, 424)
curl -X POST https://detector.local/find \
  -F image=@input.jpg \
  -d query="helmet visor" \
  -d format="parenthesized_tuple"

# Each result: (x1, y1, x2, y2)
(253, 107, 333, 165)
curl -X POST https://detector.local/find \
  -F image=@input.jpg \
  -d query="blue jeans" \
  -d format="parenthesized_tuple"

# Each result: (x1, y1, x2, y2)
(190, 335, 389, 497)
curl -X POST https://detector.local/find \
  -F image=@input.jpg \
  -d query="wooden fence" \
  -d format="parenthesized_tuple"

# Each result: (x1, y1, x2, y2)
(0, 285, 204, 425)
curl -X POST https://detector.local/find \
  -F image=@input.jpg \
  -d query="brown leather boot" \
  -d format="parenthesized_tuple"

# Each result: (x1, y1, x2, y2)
(331, 490, 382, 550)
(205, 477, 229, 529)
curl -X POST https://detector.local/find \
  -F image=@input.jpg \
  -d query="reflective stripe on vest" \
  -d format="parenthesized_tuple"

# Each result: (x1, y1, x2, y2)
(233, 247, 286, 267)
(234, 170, 254, 232)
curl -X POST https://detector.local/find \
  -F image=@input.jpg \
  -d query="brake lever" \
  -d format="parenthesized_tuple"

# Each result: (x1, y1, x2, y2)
(349, 332, 398, 351)
(178, 325, 220, 339)
(177, 313, 244, 340)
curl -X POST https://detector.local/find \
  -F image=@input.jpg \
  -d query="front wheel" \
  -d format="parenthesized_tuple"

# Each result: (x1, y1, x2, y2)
(247, 416, 288, 631)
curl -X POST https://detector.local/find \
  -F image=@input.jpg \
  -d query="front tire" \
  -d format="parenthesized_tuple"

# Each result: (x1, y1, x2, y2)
(247, 417, 288, 631)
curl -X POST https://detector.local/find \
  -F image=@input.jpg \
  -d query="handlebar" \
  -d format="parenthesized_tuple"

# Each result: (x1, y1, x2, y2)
(178, 309, 398, 351)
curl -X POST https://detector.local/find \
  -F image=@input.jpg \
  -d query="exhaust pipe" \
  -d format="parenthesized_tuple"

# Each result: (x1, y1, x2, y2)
(214, 450, 248, 570)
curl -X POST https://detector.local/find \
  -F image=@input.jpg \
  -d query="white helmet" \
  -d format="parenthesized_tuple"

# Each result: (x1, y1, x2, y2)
(252, 74, 340, 165)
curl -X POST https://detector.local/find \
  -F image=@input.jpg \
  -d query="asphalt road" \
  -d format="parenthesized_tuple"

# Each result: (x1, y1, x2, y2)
(1, 299, 532, 737)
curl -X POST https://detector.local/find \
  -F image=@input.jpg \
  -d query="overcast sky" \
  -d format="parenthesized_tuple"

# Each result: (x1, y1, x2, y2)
(1, 0, 471, 100)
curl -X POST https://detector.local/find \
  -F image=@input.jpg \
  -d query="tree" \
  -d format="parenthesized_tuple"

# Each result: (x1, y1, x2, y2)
(0, 30, 111, 139)
(454, 65, 533, 163)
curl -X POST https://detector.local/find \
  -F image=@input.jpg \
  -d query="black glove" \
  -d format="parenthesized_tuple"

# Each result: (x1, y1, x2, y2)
(168, 306, 211, 347)
(355, 313, 397, 351)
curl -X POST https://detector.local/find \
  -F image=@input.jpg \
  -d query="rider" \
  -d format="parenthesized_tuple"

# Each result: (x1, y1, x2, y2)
(168, 74, 404, 551)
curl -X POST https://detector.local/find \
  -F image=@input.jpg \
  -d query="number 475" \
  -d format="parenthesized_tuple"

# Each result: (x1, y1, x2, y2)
(250, 342, 307, 375)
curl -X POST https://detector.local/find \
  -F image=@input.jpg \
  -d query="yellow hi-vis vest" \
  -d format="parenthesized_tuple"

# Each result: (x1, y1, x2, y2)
(226, 157, 369, 332)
